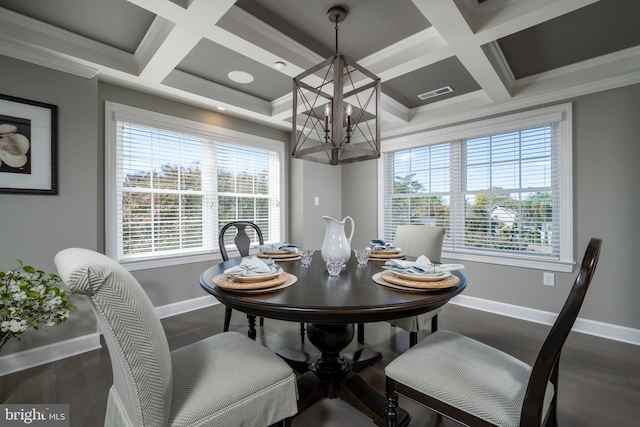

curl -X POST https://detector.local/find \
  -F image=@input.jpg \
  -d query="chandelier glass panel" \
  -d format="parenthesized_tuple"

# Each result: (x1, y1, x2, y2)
(291, 6, 381, 165)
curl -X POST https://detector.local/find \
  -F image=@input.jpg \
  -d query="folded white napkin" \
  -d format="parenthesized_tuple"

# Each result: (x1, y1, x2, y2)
(384, 256, 464, 274)
(384, 255, 433, 272)
(370, 239, 394, 250)
(224, 256, 275, 276)
(258, 242, 300, 253)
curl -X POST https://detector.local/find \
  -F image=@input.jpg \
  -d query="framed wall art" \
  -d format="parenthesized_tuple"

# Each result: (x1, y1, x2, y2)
(0, 94, 58, 195)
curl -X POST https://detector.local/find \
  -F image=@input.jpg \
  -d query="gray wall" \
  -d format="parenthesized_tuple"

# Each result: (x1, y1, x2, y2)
(290, 158, 343, 250)
(0, 56, 98, 353)
(340, 83, 640, 330)
(342, 160, 378, 250)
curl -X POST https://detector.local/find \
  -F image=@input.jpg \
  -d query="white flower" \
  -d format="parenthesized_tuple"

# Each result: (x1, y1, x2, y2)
(44, 296, 63, 310)
(12, 291, 27, 302)
(1, 319, 28, 333)
(0, 123, 30, 169)
(1, 262, 76, 352)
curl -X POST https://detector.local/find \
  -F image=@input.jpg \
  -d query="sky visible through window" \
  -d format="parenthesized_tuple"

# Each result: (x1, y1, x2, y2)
(392, 126, 552, 204)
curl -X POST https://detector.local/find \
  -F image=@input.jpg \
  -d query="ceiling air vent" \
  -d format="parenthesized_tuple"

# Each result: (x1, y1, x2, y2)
(417, 86, 454, 100)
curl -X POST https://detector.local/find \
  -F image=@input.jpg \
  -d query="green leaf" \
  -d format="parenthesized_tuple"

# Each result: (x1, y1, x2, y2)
(23, 265, 36, 274)
(25, 290, 40, 299)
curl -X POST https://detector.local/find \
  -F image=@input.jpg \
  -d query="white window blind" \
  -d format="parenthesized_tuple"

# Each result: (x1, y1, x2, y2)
(382, 142, 451, 237)
(117, 122, 207, 257)
(381, 104, 572, 270)
(106, 102, 283, 267)
(459, 125, 559, 257)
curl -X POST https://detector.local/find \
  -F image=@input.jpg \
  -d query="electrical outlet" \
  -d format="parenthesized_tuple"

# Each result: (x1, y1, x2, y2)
(543, 272, 555, 287)
(314, 196, 319, 206)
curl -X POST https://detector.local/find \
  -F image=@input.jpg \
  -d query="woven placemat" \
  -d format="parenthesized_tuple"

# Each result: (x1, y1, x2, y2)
(257, 252, 301, 260)
(369, 251, 406, 260)
(213, 272, 289, 290)
(380, 270, 460, 289)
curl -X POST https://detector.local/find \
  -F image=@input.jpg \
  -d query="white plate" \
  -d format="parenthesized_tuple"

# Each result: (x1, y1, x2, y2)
(371, 247, 400, 254)
(390, 270, 451, 282)
(437, 264, 466, 271)
(229, 267, 283, 282)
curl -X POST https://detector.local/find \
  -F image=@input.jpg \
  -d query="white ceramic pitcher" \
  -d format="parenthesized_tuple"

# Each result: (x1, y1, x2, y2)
(321, 215, 355, 262)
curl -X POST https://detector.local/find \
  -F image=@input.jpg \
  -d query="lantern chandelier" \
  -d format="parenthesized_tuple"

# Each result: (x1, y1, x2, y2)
(291, 6, 381, 165)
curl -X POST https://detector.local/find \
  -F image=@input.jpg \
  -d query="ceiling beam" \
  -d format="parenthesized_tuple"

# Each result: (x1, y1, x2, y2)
(411, 0, 512, 103)
(129, 0, 237, 82)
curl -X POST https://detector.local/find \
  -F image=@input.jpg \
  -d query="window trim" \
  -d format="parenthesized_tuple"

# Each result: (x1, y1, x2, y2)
(105, 101, 286, 271)
(378, 103, 574, 272)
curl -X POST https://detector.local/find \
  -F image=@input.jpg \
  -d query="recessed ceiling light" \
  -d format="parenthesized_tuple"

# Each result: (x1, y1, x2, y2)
(274, 61, 286, 69)
(228, 71, 254, 84)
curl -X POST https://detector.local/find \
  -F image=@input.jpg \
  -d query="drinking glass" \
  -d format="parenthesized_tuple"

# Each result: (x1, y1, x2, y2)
(300, 249, 314, 266)
(354, 248, 371, 265)
(326, 258, 344, 276)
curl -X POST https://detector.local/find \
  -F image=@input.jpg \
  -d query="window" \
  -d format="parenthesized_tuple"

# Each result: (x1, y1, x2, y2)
(105, 102, 285, 269)
(381, 104, 573, 271)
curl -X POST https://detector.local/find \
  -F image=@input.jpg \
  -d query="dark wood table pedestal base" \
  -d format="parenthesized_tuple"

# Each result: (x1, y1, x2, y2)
(278, 323, 411, 427)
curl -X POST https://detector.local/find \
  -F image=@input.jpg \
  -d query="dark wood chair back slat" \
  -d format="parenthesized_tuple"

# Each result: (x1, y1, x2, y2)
(218, 221, 264, 262)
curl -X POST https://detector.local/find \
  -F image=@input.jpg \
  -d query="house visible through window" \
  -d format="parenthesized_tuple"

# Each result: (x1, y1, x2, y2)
(105, 102, 284, 269)
(381, 104, 573, 271)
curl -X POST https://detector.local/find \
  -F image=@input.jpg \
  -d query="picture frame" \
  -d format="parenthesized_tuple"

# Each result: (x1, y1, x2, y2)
(0, 94, 58, 195)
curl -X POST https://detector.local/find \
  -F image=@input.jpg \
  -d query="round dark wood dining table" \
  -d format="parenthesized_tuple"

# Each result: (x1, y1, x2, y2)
(200, 253, 466, 427)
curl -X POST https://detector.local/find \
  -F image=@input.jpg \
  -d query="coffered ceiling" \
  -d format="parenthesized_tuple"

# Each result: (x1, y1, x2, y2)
(0, 0, 638, 136)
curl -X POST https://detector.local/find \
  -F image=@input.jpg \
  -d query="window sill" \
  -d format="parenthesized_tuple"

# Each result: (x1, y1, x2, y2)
(118, 252, 221, 271)
(116, 247, 266, 271)
(442, 250, 575, 273)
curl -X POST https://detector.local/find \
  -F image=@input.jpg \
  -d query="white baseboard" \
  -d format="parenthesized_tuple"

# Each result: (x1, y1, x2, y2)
(2, 295, 637, 377)
(0, 297, 221, 377)
(449, 295, 640, 346)
(0, 333, 102, 377)
(155, 295, 220, 319)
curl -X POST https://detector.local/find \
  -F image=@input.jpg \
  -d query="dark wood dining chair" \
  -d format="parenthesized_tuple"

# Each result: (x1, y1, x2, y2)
(384, 237, 602, 427)
(219, 221, 265, 335)
(219, 221, 305, 340)
(358, 225, 445, 347)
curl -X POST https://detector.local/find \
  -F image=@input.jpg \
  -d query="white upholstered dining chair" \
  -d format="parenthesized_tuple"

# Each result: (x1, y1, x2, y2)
(358, 225, 446, 347)
(55, 247, 298, 427)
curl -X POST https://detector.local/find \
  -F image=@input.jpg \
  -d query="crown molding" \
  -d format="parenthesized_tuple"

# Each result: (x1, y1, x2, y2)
(514, 45, 640, 88)
(359, 27, 441, 70)
(134, 16, 175, 75)
(483, 40, 516, 88)
(0, 36, 99, 79)
(225, 5, 324, 68)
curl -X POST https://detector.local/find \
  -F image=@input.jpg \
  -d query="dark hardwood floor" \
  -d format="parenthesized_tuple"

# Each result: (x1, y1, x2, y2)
(1, 303, 639, 426)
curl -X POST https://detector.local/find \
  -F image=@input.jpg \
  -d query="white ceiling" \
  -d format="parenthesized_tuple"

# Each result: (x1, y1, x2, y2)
(0, 0, 638, 136)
